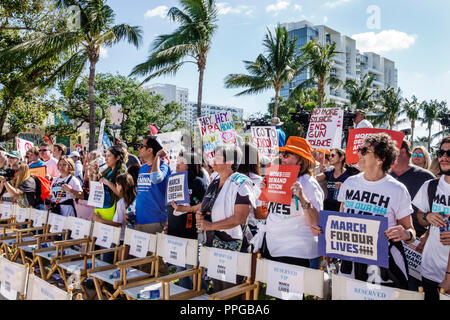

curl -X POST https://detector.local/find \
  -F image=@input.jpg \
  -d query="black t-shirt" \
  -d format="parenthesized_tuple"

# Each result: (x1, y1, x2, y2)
(167, 176, 207, 239)
(323, 169, 351, 211)
(18, 177, 37, 207)
(126, 154, 141, 168)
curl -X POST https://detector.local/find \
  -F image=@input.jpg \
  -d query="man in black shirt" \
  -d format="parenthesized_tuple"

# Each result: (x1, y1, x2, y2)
(117, 142, 141, 168)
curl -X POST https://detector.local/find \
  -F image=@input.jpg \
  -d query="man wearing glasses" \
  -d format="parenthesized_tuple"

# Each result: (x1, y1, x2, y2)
(39, 142, 59, 180)
(413, 136, 450, 300)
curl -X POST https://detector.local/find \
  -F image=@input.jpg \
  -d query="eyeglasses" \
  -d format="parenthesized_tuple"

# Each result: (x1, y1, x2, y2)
(136, 143, 148, 150)
(357, 146, 373, 156)
(436, 149, 450, 158)
(412, 153, 424, 158)
(39, 149, 50, 152)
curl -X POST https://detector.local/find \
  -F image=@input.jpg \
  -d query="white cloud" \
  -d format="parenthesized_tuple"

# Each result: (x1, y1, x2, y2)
(217, 3, 253, 16)
(294, 4, 302, 12)
(144, 5, 168, 19)
(323, 16, 328, 23)
(99, 46, 108, 58)
(323, 0, 351, 9)
(266, 1, 290, 14)
(351, 30, 417, 54)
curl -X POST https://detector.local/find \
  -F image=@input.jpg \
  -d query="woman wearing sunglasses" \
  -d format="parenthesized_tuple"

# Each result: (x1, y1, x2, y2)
(411, 146, 431, 170)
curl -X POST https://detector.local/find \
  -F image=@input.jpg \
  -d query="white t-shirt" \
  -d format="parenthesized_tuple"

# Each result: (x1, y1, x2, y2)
(265, 174, 324, 259)
(50, 174, 82, 217)
(412, 176, 450, 283)
(355, 119, 373, 129)
(247, 172, 263, 227)
(113, 198, 127, 241)
(201, 167, 210, 188)
(43, 157, 59, 178)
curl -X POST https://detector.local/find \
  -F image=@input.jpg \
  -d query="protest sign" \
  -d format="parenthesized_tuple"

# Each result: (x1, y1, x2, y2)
(16, 137, 34, 160)
(251, 126, 279, 162)
(197, 111, 236, 162)
(88, 181, 105, 208)
(306, 108, 343, 149)
(97, 118, 106, 153)
(207, 247, 238, 284)
(266, 261, 304, 300)
(164, 235, 187, 268)
(318, 210, 389, 268)
(75, 144, 83, 152)
(156, 131, 182, 172)
(259, 165, 300, 205)
(402, 240, 422, 280)
(29, 166, 46, 177)
(345, 128, 404, 164)
(166, 171, 189, 206)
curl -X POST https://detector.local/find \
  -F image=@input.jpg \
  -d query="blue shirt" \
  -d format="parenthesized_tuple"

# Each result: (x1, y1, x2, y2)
(136, 161, 171, 224)
(29, 160, 44, 168)
(276, 126, 286, 147)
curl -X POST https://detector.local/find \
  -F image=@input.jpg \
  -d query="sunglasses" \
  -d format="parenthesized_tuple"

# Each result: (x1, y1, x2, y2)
(330, 154, 337, 158)
(39, 149, 50, 152)
(357, 146, 373, 156)
(436, 149, 450, 158)
(136, 143, 148, 150)
(281, 151, 296, 158)
(412, 153, 424, 158)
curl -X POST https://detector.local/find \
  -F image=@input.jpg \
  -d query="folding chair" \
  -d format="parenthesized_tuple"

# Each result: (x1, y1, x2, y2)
(0, 203, 17, 238)
(252, 255, 331, 300)
(0, 206, 33, 260)
(25, 273, 78, 300)
(0, 254, 29, 300)
(440, 288, 450, 300)
(118, 233, 206, 300)
(88, 227, 160, 300)
(331, 273, 424, 300)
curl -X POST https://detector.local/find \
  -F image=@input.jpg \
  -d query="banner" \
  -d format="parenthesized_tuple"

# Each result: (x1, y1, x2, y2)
(29, 166, 46, 178)
(251, 126, 279, 163)
(402, 240, 422, 280)
(16, 137, 34, 160)
(156, 131, 182, 172)
(97, 119, 106, 153)
(166, 171, 189, 206)
(306, 108, 343, 149)
(345, 128, 405, 164)
(197, 112, 236, 162)
(318, 210, 389, 268)
(259, 165, 300, 205)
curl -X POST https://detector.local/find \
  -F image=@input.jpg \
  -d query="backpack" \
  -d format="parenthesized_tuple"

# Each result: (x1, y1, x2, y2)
(426, 178, 439, 211)
(33, 175, 51, 203)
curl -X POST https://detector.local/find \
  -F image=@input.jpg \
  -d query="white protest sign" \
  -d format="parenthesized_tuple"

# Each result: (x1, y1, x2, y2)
(266, 260, 304, 300)
(156, 131, 182, 172)
(16, 137, 34, 160)
(88, 181, 105, 207)
(197, 111, 236, 162)
(345, 278, 395, 300)
(129, 230, 151, 258)
(164, 236, 187, 267)
(207, 247, 238, 284)
(306, 107, 343, 149)
(15, 207, 29, 223)
(95, 224, 114, 248)
(97, 118, 106, 154)
(49, 213, 67, 233)
(71, 217, 91, 240)
(402, 240, 422, 281)
(251, 126, 279, 162)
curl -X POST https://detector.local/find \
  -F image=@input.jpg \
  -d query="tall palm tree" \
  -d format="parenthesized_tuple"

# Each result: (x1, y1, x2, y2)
(293, 39, 342, 108)
(421, 99, 440, 152)
(0, 0, 143, 151)
(130, 0, 218, 118)
(371, 87, 403, 130)
(224, 25, 305, 118)
(344, 74, 378, 111)
(398, 95, 420, 143)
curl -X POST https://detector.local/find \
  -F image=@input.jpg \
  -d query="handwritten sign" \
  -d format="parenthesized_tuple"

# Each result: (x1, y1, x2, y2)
(164, 236, 187, 267)
(95, 224, 114, 248)
(29, 166, 46, 177)
(129, 229, 150, 258)
(166, 171, 189, 206)
(197, 112, 236, 162)
(345, 277, 394, 300)
(88, 181, 104, 208)
(251, 126, 279, 162)
(318, 210, 389, 268)
(259, 165, 300, 205)
(207, 247, 238, 284)
(306, 108, 343, 149)
(345, 128, 404, 164)
(402, 240, 422, 280)
(266, 260, 304, 300)
(156, 131, 182, 172)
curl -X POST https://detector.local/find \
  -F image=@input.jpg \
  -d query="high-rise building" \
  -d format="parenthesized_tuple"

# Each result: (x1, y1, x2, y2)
(280, 20, 398, 105)
(188, 102, 244, 123)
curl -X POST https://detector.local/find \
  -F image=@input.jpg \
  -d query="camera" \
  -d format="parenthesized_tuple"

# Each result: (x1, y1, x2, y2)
(244, 118, 270, 131)
(290, 104, 311, 127)
(343, 111, 356, 130)
(0, 168, 15, 181)
(440, 114, 450, 127)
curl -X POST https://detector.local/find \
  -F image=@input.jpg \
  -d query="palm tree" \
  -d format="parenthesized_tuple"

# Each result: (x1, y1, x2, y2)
(371, 87, 403, 130)
(0, 0, 143, 151)
(344, 74, 378, 111)
(414, 136, 429, 147)
(130, 0, 218, 118)
(421, 99, 440, 152)
(224, 25, 305, 118)
(293, 39, 342, 108)
(398, 95, 420, 143)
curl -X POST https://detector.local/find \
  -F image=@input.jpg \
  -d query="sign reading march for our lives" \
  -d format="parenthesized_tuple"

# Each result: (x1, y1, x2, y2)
(345, 128, 404, 164)
(251, 126, 278, 163)
(166, 171, 189, 206)
(259, 165, 300, 205)
(156, 131, 182, 172)
(197, 112, 236, 162)
(318, 210, 389, 268)
(306, 107, 343, 149)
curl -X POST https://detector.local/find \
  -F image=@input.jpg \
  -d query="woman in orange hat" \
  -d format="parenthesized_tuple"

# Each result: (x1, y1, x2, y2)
(252, 136, 324, 267)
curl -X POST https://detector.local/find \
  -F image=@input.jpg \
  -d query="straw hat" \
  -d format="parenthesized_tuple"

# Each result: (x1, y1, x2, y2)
(270, 117, 284, 126)
(277, 136, 317, 164)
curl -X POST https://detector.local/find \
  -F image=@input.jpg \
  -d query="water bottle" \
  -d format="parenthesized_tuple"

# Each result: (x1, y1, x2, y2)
(137, 289, 160, 300)
(109, 269, 121, 279)
(440, 212, 450, 232)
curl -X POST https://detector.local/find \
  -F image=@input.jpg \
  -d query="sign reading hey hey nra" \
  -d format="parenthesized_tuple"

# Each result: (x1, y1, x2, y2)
(306, 108, 343, 149)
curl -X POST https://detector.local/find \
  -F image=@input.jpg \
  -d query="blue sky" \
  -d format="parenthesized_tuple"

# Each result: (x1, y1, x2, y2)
(95, 0, 450, 139)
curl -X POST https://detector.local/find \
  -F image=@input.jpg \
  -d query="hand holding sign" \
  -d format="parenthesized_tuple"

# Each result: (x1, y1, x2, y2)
(384, 225, 411, 242)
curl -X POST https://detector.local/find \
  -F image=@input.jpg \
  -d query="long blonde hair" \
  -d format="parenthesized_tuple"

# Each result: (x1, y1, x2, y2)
(412, 146, 431, 170)
(12, 163, 31, 189)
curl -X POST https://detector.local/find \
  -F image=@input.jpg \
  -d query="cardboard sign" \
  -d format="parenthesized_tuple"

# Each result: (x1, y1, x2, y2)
(197, 112, 236, 162)
(29, 166, 46, 177)
(166, 171, 189, 206)
(266, 260, 304, 300)
(318, 210, 389, 268)
(156, 131, 182, 172)
(259, 165, 300, 205)
(164, 236, 187, 268)
(345, 277, 395, 300)
(88, 181, 105, 208)
(345, 128, 405, 164)
(16, 137, 34, 160)
(207, 247, 238, 284)
(251, 126, 279, 162)
(402, 240, 422, 280)
(129, 230, 150, 258)
(306, 108, 343, 149)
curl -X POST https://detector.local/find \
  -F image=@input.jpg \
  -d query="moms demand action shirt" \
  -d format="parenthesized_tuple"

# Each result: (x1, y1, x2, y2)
(412, 176, 450, 283)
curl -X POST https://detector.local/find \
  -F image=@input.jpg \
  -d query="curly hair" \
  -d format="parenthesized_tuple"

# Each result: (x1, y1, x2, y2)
(364, 133, 399, 173)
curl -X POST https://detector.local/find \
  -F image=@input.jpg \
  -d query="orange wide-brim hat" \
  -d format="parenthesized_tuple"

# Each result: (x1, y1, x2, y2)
(277, 136, 318, 165)
(315, 148, 331, 156)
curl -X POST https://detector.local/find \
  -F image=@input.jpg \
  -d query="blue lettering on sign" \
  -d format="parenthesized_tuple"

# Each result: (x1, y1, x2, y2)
(353, 287, 387, 300)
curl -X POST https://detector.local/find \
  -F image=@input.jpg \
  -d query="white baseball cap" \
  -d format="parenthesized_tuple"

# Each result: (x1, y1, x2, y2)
(69, 151, 80, 158)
